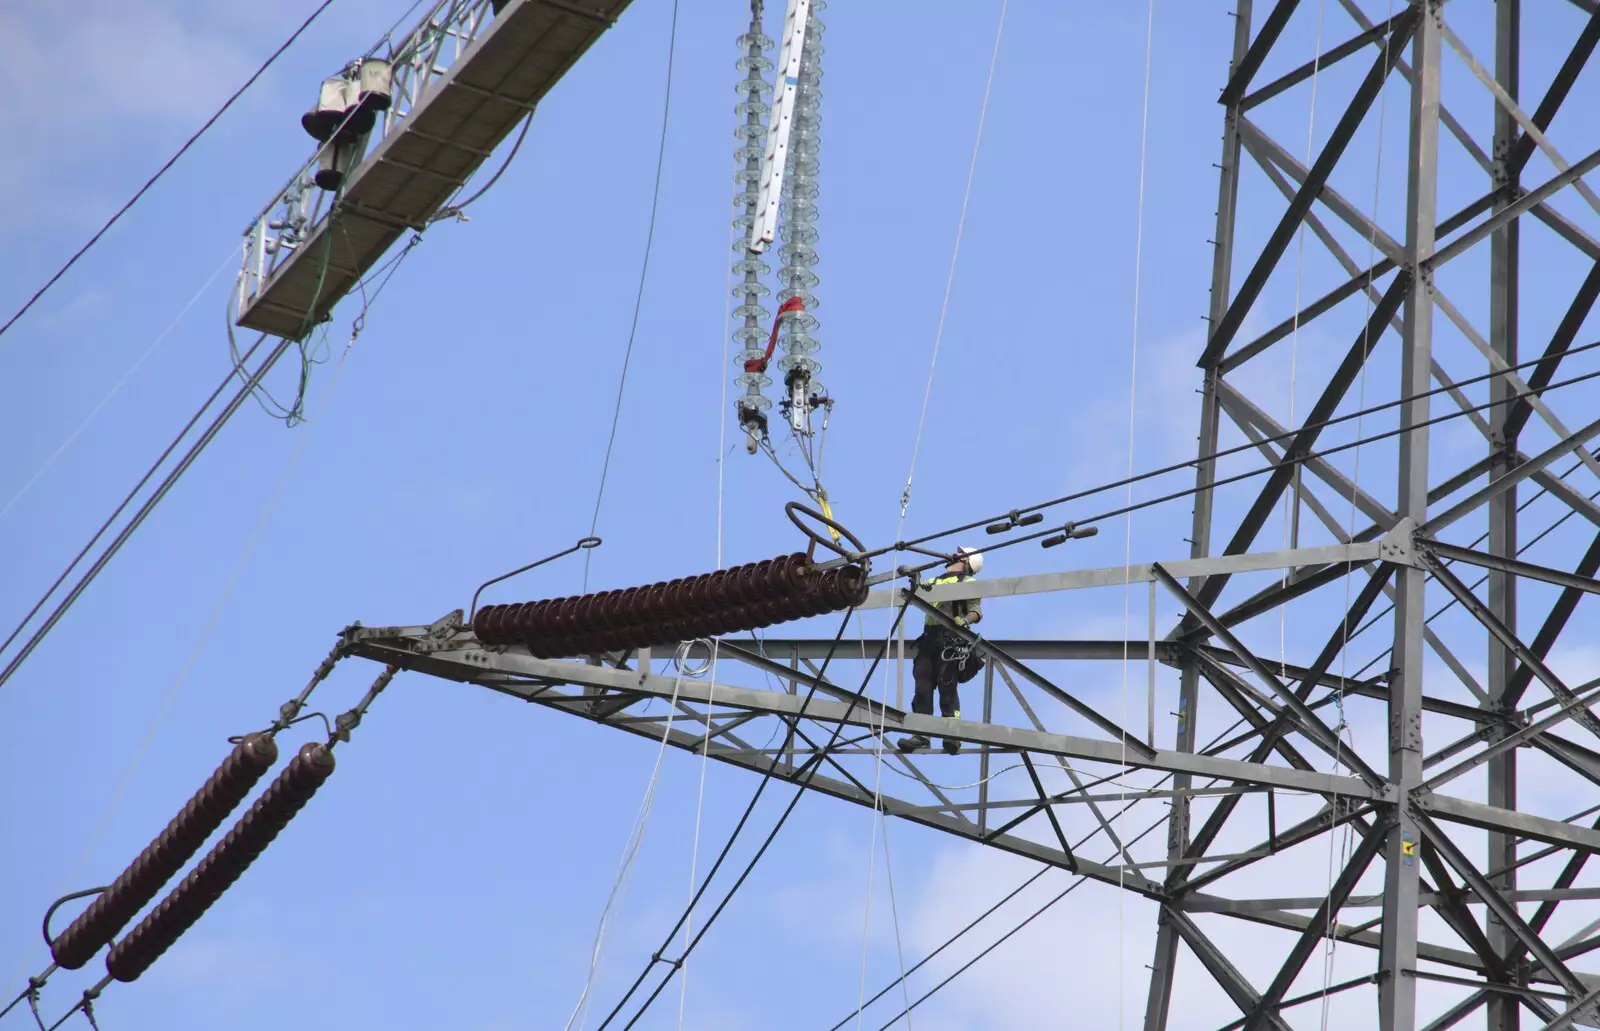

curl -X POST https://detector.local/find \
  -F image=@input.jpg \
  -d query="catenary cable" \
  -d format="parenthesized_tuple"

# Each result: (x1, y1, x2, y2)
(675, 79, 749, 1029)
(593, 601, 905, 1031)
(0, 160, 427, 692)
(888, 362, 1600, 579)
(864, 806, 1171, 1030)
(0, 332, 292, 692)
(0, 0, 339, 345)
(584, 0, 681, 593)
(894, 0, 1006, 526)
(1116, 3, 1156, 1022)
(834, 336, 1600, 571)
(563, 673, 691, 1031)
(850, 10, 1011, 1019)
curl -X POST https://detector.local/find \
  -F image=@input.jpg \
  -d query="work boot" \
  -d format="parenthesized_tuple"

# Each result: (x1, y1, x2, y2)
(942, 738, 960, 755)
(898, 734, 931, 754)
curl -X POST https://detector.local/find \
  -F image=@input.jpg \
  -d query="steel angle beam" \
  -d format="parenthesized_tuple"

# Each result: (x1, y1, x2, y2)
(858, 539, 1395, 611)
(345, 629, 1378, 797)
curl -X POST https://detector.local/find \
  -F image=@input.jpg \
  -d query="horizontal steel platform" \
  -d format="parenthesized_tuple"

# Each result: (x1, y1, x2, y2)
(236, 0, 631, 340)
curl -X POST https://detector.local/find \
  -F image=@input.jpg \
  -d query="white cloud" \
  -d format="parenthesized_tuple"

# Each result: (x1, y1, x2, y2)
(1066, 325, 1206, 492)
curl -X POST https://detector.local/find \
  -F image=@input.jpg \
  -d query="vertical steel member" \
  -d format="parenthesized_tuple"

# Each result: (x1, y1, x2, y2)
(1379, 5, 1442, 1030)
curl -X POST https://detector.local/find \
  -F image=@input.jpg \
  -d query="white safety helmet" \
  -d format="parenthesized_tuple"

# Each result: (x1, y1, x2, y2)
(956, 546, 984, 574)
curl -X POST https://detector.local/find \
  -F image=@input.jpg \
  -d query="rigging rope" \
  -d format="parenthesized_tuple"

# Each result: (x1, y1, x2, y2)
(1283, 0, 1329, 682)
(592, 602, 900, 1031)
(861, 356, 1600, 579)
(584, 0, 681, 593)
(1117, 2, 1156, 1023)
(846, 10, 1010, 1023)
(895, 0, 1007, 527)
(1321, 0, 1390, 1021)
(674, 74, 750, 1023)
(563, 673, 689, 1031)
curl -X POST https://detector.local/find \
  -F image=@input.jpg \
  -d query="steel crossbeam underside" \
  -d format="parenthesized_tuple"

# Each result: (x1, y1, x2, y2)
(343, 1, 1600, 1027)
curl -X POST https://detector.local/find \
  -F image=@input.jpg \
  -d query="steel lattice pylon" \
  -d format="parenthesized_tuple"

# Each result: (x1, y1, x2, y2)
(343, 2, 1600, 1027)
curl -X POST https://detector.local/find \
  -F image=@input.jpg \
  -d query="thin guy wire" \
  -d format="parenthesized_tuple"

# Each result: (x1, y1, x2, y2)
(565, 672, 691, 1031)
(890, 363, 1600, 578)
(851, 611, 909, 1030)
(1321, 3, 1393, 1023)
(0, 333, 295, 691)
(0, 0, 338, 344)
(593, 604, 900, 1030)
(1283, 0, 1329, 682)
(895, 0, 1007, 526)
(1118, 2, 1156, 1022)
(855, 7, 1009, 1017)
(0, 247, 236, 525)
(838, 702, 1280, 1030)
(868, 810, 1172, 1031)
(877, 809, 914, 1030)
(854, 332, 1600, 570)
(675, 133, 744, 1030)
(584, 0, 680, 592)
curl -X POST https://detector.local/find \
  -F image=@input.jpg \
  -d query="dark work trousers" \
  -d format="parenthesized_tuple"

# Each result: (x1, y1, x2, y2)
(911, 630, 963, 718)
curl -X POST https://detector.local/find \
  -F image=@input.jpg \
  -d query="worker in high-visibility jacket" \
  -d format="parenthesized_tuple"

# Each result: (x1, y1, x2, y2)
(899, 547, 985, 755)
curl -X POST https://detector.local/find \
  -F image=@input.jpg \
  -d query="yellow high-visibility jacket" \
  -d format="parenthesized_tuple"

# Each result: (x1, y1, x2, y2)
(922, 573, 981, 630)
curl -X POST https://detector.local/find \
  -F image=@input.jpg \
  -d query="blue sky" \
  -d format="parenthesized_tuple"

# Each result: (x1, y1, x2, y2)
(5, 1, 1600, 1028)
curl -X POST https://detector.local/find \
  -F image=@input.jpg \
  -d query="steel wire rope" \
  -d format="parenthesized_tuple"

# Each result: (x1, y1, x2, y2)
(0, 247, 414, 1007)
(0, 247, 237, 526)
(863, 804, 1173, 1031)
(839, 691, 1303, 1030)
(0, 331, 292, 694)
(366, 0, 429, 59)
(881, 363, 1600, 580)
(1116, 3, 1156, 1022)
(1282, 0, 1329, 684)
(0, 0, 338, 345)
(1320, 0, 1392, 1021)
(893, 0, 1006, 527)
(850, 608, 912, 1031)
(838, 336, 1600, 570)
(591, 601, 901, 1031)
(845, 11, 1011, 1023)
(563, 671, 692, 1031)
(583, 0, 681, 594)
(674, 101, 748, 1027)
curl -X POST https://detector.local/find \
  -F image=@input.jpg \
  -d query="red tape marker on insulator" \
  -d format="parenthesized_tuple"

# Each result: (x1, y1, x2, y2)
(743, 296, 806, 374)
